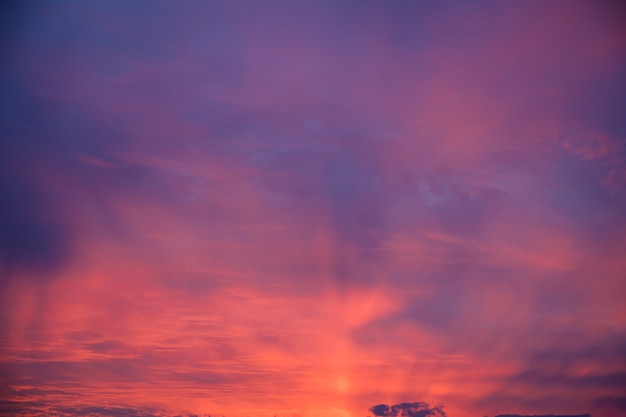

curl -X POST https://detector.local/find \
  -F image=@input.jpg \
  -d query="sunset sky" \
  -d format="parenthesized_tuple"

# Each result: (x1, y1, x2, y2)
(1, 1, 625, 417)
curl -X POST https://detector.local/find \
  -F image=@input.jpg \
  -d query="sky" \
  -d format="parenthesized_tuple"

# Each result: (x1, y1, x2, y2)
(1, 1, 625, 417)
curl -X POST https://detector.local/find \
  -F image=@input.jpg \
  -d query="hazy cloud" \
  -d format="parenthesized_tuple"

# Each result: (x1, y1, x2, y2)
(1, 1, 624, 417)
(592, 395, 626, 412)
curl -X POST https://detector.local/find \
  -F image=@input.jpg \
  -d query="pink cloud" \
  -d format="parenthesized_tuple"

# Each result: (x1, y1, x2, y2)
(1, 1, 625, 417)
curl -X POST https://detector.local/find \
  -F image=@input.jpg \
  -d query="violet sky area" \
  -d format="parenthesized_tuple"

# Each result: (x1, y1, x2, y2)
(1, 1, 625, 417)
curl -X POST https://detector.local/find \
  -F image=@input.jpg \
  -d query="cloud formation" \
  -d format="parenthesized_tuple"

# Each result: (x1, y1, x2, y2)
(0, 1, 624, 417)
(370, 403, 446, 417)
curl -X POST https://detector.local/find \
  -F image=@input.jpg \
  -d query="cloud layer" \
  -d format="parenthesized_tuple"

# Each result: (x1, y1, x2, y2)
(1, 1, 625, 417)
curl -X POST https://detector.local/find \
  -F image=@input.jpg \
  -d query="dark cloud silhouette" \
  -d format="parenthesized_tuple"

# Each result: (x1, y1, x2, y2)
(494, 415, 591, 417)
(369, 402, 446, 417)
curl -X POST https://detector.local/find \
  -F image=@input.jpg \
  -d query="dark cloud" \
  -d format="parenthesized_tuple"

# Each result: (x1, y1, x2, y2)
(50, 405, 169, 417)
(0, 46, 71, 281)
(0, 399, 47, 415)
(369, 402, 446, 417)
(0, 401, 207, 417)
(0, 1, 194, 284)
(0, 0, 39, 53)
(592, 395, 626, 412)
(84, 340, 126, 354)
(509, 369, 626, 390)
(0, 176, 70, 278)
(493, 415, 591, 417)
(525, 336, 626, 372)
(0, 9, 182, 283)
